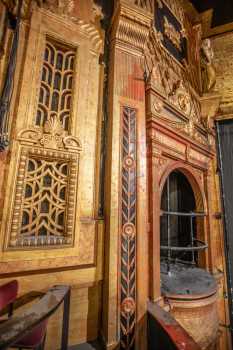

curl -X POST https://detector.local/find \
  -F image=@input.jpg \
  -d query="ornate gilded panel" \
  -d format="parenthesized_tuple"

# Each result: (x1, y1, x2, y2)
(8, 147, 79, 248)
(36, 39, 75, 130)
(4, 33, 83, 250)
(120, 106, 137, 350)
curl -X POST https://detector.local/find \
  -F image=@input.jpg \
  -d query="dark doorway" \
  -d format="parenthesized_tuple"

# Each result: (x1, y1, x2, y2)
(160, 170, 197, 264)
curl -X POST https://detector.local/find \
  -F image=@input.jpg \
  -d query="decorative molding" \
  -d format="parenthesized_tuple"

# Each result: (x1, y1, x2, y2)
(144, 28, 214, 146)
(152, 129, 186, 155)
(111, 1, 152, 52)
(37, 8, 103, 53)
(8, 114, 82, 249)
(120, 106, 137, 349)
(134, 0, 152, 12)
(18, 115, 82, 152)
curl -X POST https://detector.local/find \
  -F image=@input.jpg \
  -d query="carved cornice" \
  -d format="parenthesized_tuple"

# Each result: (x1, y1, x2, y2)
(134, 0, 153, 12)
(36, 8, 104, 53)
(110, 0, 153, 52)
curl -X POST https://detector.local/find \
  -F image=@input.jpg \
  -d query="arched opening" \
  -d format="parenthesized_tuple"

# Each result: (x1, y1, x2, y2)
(160, 169, 207, 269)
(160, 170, 198, 265)
(157, 169, 218, 349)
(159, 170, 213, 298)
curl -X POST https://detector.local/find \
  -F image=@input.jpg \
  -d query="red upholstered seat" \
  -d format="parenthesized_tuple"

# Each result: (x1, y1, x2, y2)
(13, 320, 48, 349)
(0, 280, 18, 316)
(0, 280, 48, 350)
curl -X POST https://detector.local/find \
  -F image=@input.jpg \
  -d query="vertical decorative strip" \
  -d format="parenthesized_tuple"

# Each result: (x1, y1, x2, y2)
(0, 0, 22, 150)
(120, 106, 137, 349)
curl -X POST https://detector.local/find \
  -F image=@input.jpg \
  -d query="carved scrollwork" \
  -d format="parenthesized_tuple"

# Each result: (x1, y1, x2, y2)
(18, 115, 82, 152)
(63, 136, 82, 152)
(178, 93, 191, 113)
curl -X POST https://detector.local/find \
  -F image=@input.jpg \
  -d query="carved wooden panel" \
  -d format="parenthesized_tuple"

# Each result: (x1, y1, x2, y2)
(120, 106, 137, 350)
(36, 39, 75, 131)
(8, 147, 78, 248)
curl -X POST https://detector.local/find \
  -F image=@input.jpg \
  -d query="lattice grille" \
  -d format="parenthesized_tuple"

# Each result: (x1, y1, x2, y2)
(8, 148, 78, 248)
(21, 157, 68, 239)
(36, 40, 75, 131)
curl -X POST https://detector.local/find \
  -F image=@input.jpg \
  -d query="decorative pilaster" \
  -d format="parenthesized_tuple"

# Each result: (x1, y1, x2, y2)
(103, 1, 152, 349)
(120, 106, 137, 349)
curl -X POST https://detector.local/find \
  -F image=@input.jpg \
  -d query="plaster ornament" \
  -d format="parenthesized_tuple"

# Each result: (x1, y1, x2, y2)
(178, 93, 191, 113)
(42, 0, 74, 17)
(41, 115, 64, 148)
(123, 155, 135, 169)
(144, 35, 164, 89)
(201, 39, 216, 92)
(123, 223, 136, 239)
(153, 98, 163, 113)
(121, 297, 136, 315)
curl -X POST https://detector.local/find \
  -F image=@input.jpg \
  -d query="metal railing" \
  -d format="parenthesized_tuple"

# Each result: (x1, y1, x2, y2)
(161, 210, 208, 272)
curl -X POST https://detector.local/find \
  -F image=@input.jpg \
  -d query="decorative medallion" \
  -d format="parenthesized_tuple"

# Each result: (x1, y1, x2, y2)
(120, 107, 137, 350)
(122, 223, 136, 240)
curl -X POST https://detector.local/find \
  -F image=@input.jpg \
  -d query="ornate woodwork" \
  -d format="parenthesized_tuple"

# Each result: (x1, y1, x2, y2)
(8, 142, 80, 248)
(134, 0, 152, 12)
(36, 39, 75, 130)
(144, 1, 229, 348)
(0, 0, 231, 349)
(120, 106, 137, 350)
(0, 0, 104, 267)
(0, 1, 105, 347)
(5, 34, 81, 249)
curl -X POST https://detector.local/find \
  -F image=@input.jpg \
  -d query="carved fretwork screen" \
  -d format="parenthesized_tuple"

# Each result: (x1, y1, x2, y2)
(8, 148, 78, 249)
(5, 36, 81, 250)
(36, 39, 75, 131)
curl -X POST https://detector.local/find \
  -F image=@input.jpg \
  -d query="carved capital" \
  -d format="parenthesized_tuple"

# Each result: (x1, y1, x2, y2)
(111, 0, 153, 52)
(134, 0, 153, 12)
(200, 93, 221, 129)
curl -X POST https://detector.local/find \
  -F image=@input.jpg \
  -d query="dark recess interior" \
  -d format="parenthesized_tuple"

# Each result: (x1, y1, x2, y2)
(190, 0, 233, 28)
(160, 170, 196, 263)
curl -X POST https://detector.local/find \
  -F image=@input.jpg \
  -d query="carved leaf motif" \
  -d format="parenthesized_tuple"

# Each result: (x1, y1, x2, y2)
(44, 114, 64, 136)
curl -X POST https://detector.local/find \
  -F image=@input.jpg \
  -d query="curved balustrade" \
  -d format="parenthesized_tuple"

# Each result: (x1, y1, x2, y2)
(148, 301, 201, 350)
(0, 285, 70, 350)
